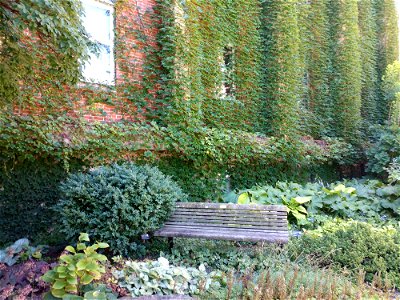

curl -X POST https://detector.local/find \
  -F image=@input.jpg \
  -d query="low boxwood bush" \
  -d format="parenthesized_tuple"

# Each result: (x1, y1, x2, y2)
(57, 163, 187, 256)
(290, 220, 400, 287)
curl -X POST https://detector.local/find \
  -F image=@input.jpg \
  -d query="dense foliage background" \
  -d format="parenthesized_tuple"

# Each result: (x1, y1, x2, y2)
(0, 0, 399, 244)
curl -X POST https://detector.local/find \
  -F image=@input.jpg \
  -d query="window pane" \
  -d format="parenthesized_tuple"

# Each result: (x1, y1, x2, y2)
(81, 0, 114, 85)
(82, 44, 114, 84)
(82, 0, 113, 45)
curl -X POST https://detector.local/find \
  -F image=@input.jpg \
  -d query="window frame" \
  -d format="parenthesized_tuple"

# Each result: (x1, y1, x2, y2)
(81, 0, 115, 86)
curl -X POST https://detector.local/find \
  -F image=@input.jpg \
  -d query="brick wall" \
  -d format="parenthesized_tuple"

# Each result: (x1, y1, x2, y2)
(15, 0, 158, 123)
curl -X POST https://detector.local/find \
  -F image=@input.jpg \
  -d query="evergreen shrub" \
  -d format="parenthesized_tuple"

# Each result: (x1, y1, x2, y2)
(57, 163, 187, 256)
(0, 160, 73, 246)
(291, 220, 400, 287)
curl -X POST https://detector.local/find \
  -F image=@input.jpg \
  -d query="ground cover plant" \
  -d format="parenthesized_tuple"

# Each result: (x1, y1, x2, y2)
(290, 220, 400, 288)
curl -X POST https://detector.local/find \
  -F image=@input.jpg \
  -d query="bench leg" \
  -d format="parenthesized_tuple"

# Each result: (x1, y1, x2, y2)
(168, 237, 174, 249)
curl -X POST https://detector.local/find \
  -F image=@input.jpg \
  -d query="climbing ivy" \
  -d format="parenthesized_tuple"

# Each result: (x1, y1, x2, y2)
(375, 0, 399, 122)
(328, 0, 362, 141)
(0, 0, 93, 106)
(260, 0, 301, 138)
(298, 0, 332, 138)
(156, 0, 262, 131)
(358, 0, 379, 130)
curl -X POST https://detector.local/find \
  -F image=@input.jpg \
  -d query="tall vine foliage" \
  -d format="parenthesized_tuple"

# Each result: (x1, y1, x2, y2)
(298, 0, 332, 138)
(328, 0, 362, 141)
(261, 0, 301, 137)
(376, 0, 399, 121)
(157, 0, 262, 131)
(358, 0, 379, 128)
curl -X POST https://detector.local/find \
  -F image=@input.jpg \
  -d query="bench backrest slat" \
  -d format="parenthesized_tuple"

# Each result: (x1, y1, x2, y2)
(166, 202, 288, 232)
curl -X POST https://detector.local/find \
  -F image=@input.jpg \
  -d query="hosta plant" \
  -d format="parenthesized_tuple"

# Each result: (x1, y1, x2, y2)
(112, 256, 223, 297)
(237, 189, 311, 225)
(41, 233, 114, 299)
(0, 238, 44, 266)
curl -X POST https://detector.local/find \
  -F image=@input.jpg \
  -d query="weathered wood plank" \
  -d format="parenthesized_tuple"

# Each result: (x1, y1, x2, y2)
(155, 202, 289, 244)
(169, 215, 286, 222)
(154, 228, 288, 243)
(158, 225, 288, 234)
(173, 210, 287, 217)
(176, 203, 287, 211)
(166, 219, 288, 227)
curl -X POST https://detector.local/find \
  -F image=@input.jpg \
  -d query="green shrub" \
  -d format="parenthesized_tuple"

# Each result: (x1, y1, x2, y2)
(290, 220, 400, 287)
(0, 159, 77, 246)
(366, 125, 400, 176)
(57, 163, 187, 256)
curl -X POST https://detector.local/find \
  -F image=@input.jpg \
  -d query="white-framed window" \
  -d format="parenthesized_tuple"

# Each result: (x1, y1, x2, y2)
(81, 0, 115, 85)
(220, 46, 236, 100)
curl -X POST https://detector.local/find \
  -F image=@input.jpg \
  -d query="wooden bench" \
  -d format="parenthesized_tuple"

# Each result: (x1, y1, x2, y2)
(154, 202, 289, 244)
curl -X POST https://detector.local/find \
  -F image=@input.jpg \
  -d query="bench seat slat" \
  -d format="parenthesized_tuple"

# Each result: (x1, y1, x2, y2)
(159, 224, 288, 233)
(166, 220, 288, 227)
(169, 215, 287, 222)
(154, 227, 289, 243)
(173, 210, 287, 217)
(164, 224, 287, 231)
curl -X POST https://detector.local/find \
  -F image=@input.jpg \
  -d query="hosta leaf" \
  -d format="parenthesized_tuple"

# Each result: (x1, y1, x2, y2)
(60, 255, 73, 264)
(42, 270, 57, 283)
(51, 288, 66, 298)
(77, 243, 87, 251)
(297, 206, 308, 214)
(80, 274, 94, 285)
(76, 259, 90, 270)
(53, 279, 66, 289)
(67, 276, 78, 285)
(64, 284, 78, 293)
(96, 242, 109, 249)
(238, 192, 250, 204)
(65, 246, 76, 253)
(79, 233, 90, 242)
(62, 294, 83, 300)
(294, 196, 312, 204)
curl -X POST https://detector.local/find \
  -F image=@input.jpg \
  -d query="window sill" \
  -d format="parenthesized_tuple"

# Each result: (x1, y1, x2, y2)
(77, 80, 117, 93)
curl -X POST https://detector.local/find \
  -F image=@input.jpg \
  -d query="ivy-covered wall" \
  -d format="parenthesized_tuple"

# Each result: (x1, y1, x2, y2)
(1, 0, 399, 243)
(156, 0, 262, 131)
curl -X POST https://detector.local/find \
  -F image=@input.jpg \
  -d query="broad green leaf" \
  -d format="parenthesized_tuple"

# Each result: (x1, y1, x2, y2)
(294, 196, 312, 204)
(80, 274, 94, 285)
(238, 192, 250, 204)
(43, 291, 59, 300)
(62, 294, 83, 300)
(76, 259, 90, 270)
(65, 246, 76, 253)
(96, 242, 109, 249)
(53, 279, 66, 289)
(79, 233, 90, 242)
(41, 270, 57, 283)
(77, 243, 87, 251)
(60, 255, 73, 264)
(297, 206, 308, 214)
(52, 288, 66, 298)
(66, 276, 78, 285)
